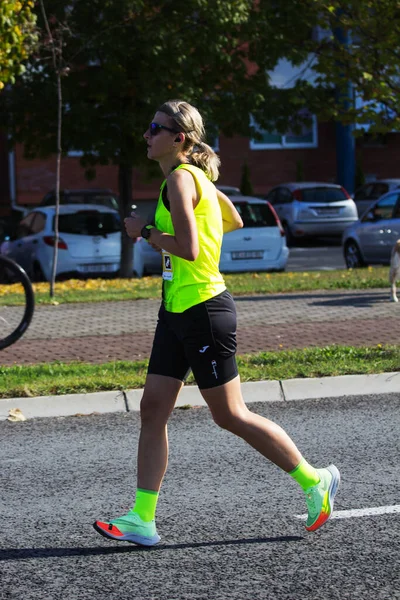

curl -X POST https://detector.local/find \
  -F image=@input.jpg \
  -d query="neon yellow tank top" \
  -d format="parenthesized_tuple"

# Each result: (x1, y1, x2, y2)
(155, 164, 226, 313)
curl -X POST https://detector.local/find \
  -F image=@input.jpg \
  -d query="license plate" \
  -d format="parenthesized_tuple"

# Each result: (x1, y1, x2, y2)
(78, 263, 118, 273)
(231, 251, 264, 260)
(317, 209, 339, 215)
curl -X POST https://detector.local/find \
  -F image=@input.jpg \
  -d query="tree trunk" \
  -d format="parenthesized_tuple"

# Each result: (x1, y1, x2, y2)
(39, 0, 62, 297)
(118, 162, 134, 278)
(50, 69, 62, 297)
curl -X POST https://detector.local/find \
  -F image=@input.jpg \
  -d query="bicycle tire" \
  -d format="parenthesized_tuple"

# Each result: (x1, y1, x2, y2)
(0, 256, 35, 350)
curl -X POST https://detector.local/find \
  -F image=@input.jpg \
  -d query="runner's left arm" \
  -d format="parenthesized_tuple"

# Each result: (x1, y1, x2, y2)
(216, 189, 243, 233)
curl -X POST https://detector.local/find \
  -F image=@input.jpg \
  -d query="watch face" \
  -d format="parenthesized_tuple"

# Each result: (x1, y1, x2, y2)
(142, 226, 151, 239)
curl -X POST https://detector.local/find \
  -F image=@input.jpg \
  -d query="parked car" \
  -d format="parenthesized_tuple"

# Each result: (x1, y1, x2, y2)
(0, 206, 29, 244)
(342, 190, 400, 268)
(216, 185, 241, 196)
(265, 182, 358, 244)
(220, 196, 288, 272)
(0, 205, 124, 281)
(133, 235, 163, 278)
(353, 179, 400, 217)
(40, 188, 120, 211)
(133, 195, 289, 277)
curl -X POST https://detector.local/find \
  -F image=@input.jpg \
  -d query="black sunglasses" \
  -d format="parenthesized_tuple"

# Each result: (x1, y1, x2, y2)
(149, 122, 179, 136)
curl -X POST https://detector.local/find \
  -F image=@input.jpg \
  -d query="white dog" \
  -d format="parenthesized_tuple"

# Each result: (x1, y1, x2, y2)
(389, 239, 400, 302)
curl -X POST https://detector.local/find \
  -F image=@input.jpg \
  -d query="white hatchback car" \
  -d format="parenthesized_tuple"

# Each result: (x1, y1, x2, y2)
(0, 205, 123, 281)
(133, 195, 289, 276)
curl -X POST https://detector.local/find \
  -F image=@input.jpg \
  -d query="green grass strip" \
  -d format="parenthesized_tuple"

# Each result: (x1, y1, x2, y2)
(0, 266, 391, 306)
(1, 345, 398, 399)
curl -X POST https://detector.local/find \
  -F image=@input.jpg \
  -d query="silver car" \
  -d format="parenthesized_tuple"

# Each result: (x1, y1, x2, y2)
(342, 190, 400, 268)
(353, 179, 400, 218)
(265, 182, 358, 244)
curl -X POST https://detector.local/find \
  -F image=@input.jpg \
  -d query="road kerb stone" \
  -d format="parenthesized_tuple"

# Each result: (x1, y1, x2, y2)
(281, 372, 400, 401)
(1, 375, 399, 421)
(125, 380, 283, 411)
(0, 390, 126, 421)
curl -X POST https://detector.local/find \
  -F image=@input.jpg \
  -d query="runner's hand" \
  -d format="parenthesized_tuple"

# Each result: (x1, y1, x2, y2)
(124, 213, 145, 239)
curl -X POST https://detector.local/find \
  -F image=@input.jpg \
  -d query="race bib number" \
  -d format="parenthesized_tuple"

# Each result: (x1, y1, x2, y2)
(162, 251, 173, 281)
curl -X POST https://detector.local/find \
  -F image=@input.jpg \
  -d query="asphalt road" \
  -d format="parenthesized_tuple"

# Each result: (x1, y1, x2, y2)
(286, 240, 345, 272)
(1, 394, 400, 600)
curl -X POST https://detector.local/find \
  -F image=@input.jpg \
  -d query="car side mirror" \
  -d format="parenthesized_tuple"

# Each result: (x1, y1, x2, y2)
(362, 210, 377, 222)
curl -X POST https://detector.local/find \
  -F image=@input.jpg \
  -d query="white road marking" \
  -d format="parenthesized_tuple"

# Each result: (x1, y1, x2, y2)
(296, 504, 400, 520)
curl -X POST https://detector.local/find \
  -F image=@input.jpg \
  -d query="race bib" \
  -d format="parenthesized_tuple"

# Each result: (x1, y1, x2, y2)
(162, 251, 173, 281)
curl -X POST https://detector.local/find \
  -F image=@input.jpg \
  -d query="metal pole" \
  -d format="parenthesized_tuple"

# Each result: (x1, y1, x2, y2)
(334, 18, 355, 196)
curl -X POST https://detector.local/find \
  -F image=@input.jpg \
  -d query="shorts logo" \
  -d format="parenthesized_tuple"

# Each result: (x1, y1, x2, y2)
(211, 359, 218, 379)
(199, 345, 209, 353)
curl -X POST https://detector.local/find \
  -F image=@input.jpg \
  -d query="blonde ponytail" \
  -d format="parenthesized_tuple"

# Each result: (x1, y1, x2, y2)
(189, 141, 220, 182)
(158, 100, 220, 181)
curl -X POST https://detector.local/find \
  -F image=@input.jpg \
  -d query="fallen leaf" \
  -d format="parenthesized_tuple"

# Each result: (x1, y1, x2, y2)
(8, 408, 27, 422)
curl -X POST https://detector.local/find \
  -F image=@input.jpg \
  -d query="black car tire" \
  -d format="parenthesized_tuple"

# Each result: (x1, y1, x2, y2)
(344, 240, 366, 269)
(32, 261, 46, 282)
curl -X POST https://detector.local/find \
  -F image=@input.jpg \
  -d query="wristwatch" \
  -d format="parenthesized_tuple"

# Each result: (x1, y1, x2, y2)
(141, 225, 154, 240)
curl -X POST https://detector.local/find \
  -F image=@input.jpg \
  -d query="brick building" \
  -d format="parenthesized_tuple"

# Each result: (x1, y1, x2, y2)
(1, 119, 400, 218)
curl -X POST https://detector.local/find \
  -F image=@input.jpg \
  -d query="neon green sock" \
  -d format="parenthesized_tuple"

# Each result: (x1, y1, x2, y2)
(289, 457, 320, 491)
(131, 488, 159, 522)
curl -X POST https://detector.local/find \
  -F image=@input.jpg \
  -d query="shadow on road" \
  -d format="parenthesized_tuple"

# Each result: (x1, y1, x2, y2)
(234, 291, 388, 305)
(310, 293, 389, 308)
(0, 535, 303, 560)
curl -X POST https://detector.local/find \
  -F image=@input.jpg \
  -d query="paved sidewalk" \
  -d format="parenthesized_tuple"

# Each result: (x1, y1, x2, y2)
(1, 288, 399, 365)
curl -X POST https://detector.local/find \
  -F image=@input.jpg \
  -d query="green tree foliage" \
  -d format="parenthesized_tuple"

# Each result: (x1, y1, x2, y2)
(272, 0, 400, 134)
(3, 0, 313, 275)
(0, 0, 38, 88)
(251, 0, 400, 134)
(316, 1, 400, 133)
(4, 0, 400, 275)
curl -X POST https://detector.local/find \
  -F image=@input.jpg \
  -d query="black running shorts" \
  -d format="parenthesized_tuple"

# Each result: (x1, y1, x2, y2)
(148, 290, 238, 389)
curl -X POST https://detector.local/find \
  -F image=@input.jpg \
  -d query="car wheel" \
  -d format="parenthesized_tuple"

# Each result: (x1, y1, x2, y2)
(32, 261, 46, 282)
(344, 240, 366, 269)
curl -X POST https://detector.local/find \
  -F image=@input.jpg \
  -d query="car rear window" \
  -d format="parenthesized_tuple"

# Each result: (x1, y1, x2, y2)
(56, 211, 121, 235)
(233, 202, 277, 227)
(299, 188, 348, 203)
(44, 194, 119, 211)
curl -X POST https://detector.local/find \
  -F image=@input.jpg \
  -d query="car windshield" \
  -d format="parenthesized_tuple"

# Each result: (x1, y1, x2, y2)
(234, 202, 277, 227)
(299, 188, 347, 203)
(56, 211, 121, 235)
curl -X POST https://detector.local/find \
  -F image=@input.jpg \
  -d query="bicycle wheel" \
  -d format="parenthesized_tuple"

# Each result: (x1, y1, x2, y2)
(0, 256, 35, 350)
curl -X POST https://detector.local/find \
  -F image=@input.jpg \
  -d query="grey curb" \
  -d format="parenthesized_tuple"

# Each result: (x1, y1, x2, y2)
(1, 372, 399, 421)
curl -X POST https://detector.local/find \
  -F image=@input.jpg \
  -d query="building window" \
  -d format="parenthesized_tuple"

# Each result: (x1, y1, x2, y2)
(250, 113, 318, 150)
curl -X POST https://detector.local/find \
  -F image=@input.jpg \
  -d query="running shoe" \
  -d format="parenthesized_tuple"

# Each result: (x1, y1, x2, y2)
(304, 464, 340, 532)
(93, 511, 161, 546)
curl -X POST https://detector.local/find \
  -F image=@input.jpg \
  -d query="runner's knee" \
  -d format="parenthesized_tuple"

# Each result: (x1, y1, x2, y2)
(211, 406, 249, 434)
(140, 393, 172, 426)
